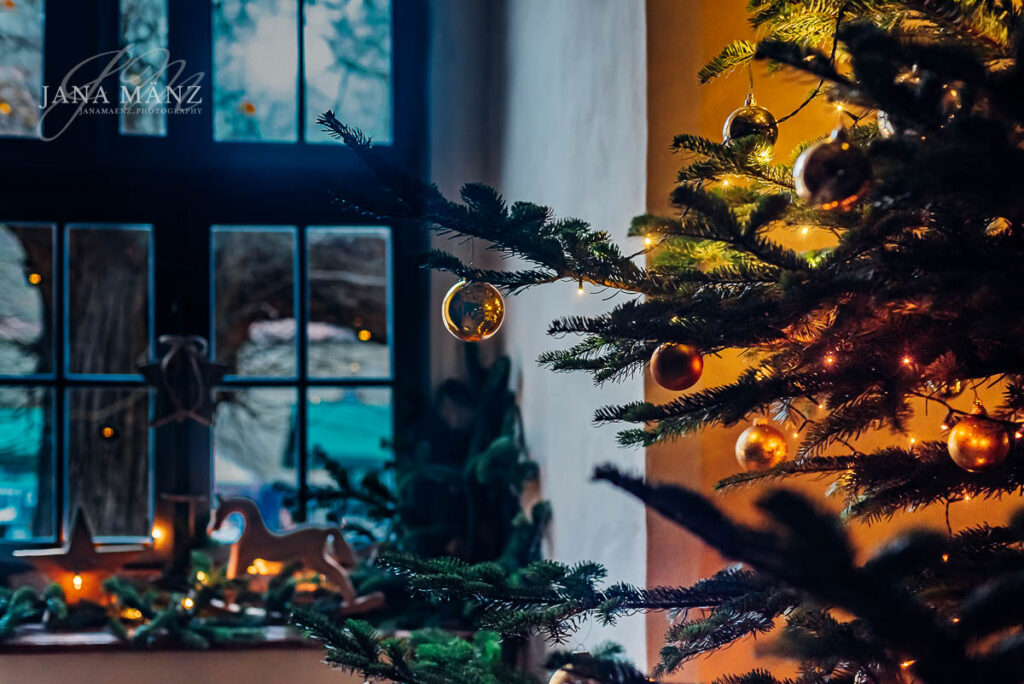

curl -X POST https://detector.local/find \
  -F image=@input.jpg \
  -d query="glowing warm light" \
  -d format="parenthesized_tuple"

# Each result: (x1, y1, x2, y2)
(151, 525, 165, 542)
(800, 226, 809, 235)
(181, 597, 194, 610)
(900, 660, 916, 669)
(27, 272, 41, 285)
(791, 431, 799, 438)
(964, 494, 972, 502)
(72, 574, 83, 590)
(817, 403, 824, 410)
(120, 607, 143, 620)
(941, 423, 950, 431)
(902, 356, 912, 365)
(0, 102, 10, 115)
(644, 235, 653, 246)
(246, 557, 282, 576)
(909, 437, 917, 445)
(840, 142, 851, 151)
(835, 103, 845, 112)
(951, 616, 960, 623)
(100, 426, 116, 439)
(195, 571, 207, 583)
(357, 329, 372, 341)
(722, 179, 730, 186)
(941, 553, 949, 563)
(1015, 431, 1022, 439)
(824, 354, 835, 366)
(577, 284, 585, 296)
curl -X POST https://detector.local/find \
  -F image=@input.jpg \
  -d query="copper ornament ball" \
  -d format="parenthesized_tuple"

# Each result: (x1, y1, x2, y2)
(650, 343, 704, 391)
(442, 279, 505, 342)
(735, 419, 788, 472)
(947, 405, 1010, 473)
(793, 127, 872, 211)
(723, 94, 778, 145)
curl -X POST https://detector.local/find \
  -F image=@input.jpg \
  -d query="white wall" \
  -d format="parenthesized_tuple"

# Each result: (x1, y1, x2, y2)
(431, 0, 649, 666)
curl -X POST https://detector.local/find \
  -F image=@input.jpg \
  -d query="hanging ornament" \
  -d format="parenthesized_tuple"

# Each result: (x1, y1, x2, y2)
(876, 110, 896, 139)
(947, 403, 1010, 473)
(722, 94, 778, 145)
(442, 279, 505, 342)
(735, 419, 788, 471)
(548, 665, 599, 684)
(939, 80, 970, 122)
(650, 343, 703, 391)
(793, 127, 872, 211)
(925, 378, 965, 399)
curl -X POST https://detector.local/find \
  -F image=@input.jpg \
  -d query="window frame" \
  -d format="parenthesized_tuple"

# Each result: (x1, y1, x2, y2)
(0, 0, 428, 547)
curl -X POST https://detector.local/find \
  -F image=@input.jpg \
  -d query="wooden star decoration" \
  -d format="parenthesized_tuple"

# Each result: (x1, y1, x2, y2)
(14, 508, 146, 575)
(138, 335, 228, 427)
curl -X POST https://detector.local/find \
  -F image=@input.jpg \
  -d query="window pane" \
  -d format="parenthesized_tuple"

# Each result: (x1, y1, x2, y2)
(0, 386, 54, 541)
(308, 227, 390, 378)
(0, 0, 44, 138)
(0, 223, 53, 376)
(213, 387, 297, 531)
(119, 0, 169, 136)
(304, 0, 392, 144)
(67, 387, 151, 538)
(67, 225, 151, 376)
(213, 0, 298, 142)
(212, 227, 296, 377)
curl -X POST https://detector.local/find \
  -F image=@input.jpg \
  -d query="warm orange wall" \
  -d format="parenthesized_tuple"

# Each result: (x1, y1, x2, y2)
(644, 1, 1021, 681)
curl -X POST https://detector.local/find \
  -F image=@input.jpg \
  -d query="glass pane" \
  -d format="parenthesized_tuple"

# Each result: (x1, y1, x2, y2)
(212, 227, 296, 377)
(67, 387, 151, 538)
(213, 0, 298, 142)
(213, 387, 298, 531)
(67, 225, 151, 375)
(307, 386, 392, 529)
(308, 227, 390, 378)
(119, 0, 169, 136)
(0, 0, 44, 138)
(0, 223, 53, 375)
(304, 0, 392, 144)
(0, 386, 54, 540)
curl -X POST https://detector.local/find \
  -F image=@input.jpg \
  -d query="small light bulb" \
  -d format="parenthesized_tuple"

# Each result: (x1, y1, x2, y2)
(151, 525, 164, 542)
(941, 553, 949, 563)
(182, 597, 194, 610)
(357, 329, 372, 341)
(824, 354, 835, 366)
(1015, 431, 1022, 439)
(27, 272, 41, 285)
(951, 616, 960, 623)
(577, 284, 585, 296)
(644, 235, 653, 246)
(722, 179, 730, 186)
(900, 660, 916, 670)
(72, 574, 83, 590)
(835, 103, 845, 113)
(902, 356, 912, 365)
(800, 226, 809, 235)
(195, 571, 207, 583)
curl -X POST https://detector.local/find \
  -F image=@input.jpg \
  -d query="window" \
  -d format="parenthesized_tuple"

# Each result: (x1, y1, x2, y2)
(0, 0, 426, 548)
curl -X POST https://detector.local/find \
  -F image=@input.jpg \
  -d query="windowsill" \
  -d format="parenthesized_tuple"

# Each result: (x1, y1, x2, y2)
(0, 624, 313, 655)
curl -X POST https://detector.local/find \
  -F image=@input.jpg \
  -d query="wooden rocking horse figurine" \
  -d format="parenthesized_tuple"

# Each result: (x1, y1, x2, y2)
(208, 495, 384, 615)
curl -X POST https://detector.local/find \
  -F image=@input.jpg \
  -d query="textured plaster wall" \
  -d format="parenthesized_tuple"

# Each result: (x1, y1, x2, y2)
(430, 0, 650, 667)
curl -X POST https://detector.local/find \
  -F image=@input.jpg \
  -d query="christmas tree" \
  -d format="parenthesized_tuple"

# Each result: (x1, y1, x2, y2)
(298, 1, 1024, 682)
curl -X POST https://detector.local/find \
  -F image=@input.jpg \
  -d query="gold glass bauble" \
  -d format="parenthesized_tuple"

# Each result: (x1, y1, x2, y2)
(723, 94, 778, 145)
(650, 343, 703, 391)
(548, 667, 599, 684)
(793, 127, 872, 211)
(735, 419, 788, 472)
(442, 280, 505, 342)
(947, 404, 1010, 473)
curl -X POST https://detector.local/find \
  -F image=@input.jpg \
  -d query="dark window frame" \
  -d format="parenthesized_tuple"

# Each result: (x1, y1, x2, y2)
(0, 0, 428, 547)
